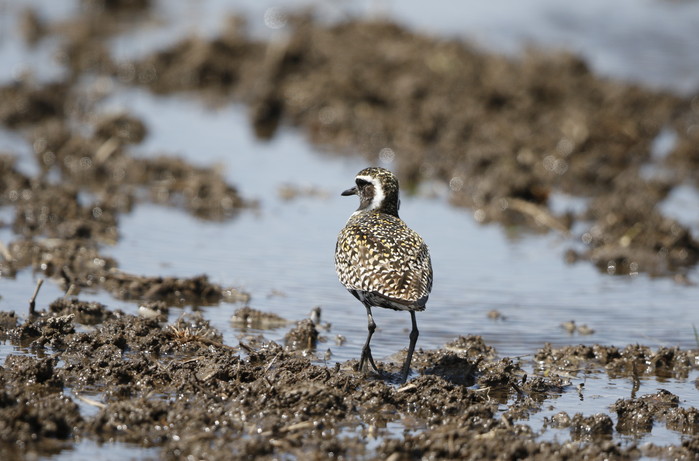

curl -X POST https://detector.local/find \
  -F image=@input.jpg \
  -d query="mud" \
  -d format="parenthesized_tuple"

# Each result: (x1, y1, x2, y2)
(1, 3, 699, 460)
(4, 6, 699, 278)
(1, 307, 698, 459)
(535, 343, 696, 379)
(231, 306, 289, 330)
(122, 13, 699, 277)
(0, 79, 252, 302)
(612, 389, 699, 436)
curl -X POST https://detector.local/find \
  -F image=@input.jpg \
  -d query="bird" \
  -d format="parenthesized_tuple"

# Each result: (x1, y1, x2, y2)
(335, 167, 433, 383)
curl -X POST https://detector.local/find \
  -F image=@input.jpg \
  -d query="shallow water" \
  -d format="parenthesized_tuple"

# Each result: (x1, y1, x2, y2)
(1, 0, 699, 456)
(50, 440, 159, 461)
(531, 368, 699, 444)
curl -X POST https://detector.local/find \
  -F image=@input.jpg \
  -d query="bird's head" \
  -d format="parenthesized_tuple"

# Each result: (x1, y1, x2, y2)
(342, 167, 400, 217)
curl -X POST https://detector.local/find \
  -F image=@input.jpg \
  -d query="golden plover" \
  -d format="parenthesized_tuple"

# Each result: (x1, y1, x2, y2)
(335, 167, 433, 383)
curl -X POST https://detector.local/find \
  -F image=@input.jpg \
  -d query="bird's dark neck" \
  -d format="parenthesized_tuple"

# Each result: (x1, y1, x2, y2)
(378, 201, 400, 217)
(355, 202, 400, 219)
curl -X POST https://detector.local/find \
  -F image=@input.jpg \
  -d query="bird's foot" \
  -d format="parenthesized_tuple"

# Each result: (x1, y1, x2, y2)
(358, 346, 380, 374)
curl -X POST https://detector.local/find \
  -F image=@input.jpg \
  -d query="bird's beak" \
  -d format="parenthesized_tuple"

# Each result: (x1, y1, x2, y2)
(341, 186, 358, 196)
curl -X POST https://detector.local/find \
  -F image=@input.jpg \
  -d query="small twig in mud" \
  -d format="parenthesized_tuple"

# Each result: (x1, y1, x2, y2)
(397, 383, 418, 393)
(29, 278, 44, 316)
(94, 137, 120, 165)
(64, 283, 77, 298)
(510, 380, 525, 396)
(61, 265, 75, 288)
(260, 355, 279, 389)
(693, 324, 699, 348)
(258, 421, 316, 439)
(263, 354, 279, 374)
(619, 222, 644, 247)
(74, 393, 107, 409)
(0, 240, 11, 261)
(279, 421, 315, 433)
(501, 414, 514, 429)
(239, 341, 254, 354)
(472, 386, 492, 402)
(472, 386, 492, 392)
(507, 198, 570, 235)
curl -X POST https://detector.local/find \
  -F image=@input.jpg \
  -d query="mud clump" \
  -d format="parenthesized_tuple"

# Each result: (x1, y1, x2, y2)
(0, 311, 19, 332)
(570, 413, 614, 441)
(93, 113, 148, 144)
(103, 272, 231, 306)
(49, 298, 114, 325)
(0, 354, 82, 456)
(612, 389, 699, 436)
(422, 352, 477, 386)
(84, 0, 153, 13)
(0, 82, 252, 303)
(0, 81, 70, 128)
(5, 314, 76, 350)
(444, 334, 497, 360)
(283, 318, 319, 351)
(535, 343, 696, 379)
(0, 383, 82, 450)
(231, 306, 289, 329)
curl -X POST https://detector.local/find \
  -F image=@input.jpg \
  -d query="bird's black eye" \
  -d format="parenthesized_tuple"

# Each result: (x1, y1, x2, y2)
(356, 178, 370, 187)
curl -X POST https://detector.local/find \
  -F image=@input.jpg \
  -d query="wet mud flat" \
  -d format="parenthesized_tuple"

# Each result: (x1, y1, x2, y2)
(0, 1, 699, 459)
(1, 305, 699, 460)
(3, 2, 699, 279)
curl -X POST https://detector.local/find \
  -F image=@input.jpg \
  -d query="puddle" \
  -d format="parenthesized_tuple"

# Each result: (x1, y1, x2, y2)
(49, 439, 159, 461)
(83, 89, 699, 365)
(661, 184, 699, 232)
(527, 367, 699, 447)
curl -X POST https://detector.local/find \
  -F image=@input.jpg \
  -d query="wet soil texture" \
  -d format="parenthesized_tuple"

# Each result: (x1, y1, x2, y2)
(1, 307, 698, 460)
(3, 6, 699, 278)
(4, 3, 699, 277)
(125, 12, 699, 278)
(1, 2, 699, 460)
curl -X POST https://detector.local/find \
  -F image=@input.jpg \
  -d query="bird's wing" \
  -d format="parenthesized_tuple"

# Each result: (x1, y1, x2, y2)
(336, 223, 432, 307)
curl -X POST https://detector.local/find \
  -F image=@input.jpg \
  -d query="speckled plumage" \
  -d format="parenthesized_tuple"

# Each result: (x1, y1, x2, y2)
(335, 167, 432, 382)
(335, 211, 432, 311)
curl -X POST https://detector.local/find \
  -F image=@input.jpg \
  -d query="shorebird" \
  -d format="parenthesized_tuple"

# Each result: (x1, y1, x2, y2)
(335, 167, 432, 383)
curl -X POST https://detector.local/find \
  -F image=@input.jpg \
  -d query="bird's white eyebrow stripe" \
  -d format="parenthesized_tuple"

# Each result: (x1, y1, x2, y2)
(355, 175, 385, 211)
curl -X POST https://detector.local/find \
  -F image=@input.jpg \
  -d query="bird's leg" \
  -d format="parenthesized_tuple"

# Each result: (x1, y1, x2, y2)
(358, 304, 379, 373)
(400, 311, 419, 383)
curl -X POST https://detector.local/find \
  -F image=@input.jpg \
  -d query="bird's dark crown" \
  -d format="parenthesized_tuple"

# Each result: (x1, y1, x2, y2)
(342, 167, 400, 217)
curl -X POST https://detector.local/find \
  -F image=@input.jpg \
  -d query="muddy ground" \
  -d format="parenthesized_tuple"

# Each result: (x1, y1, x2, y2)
(1, 1, 699, 460)
(1, 306, 698, 460)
